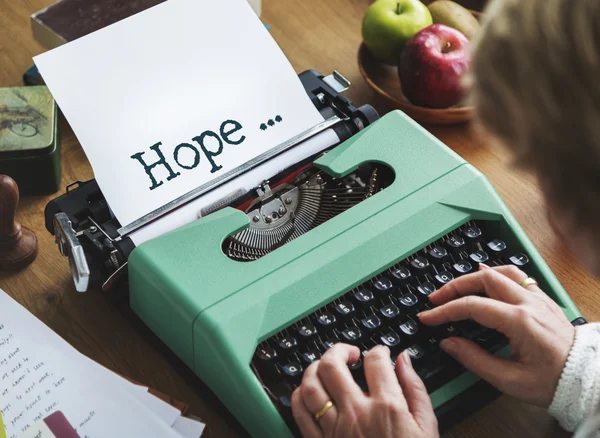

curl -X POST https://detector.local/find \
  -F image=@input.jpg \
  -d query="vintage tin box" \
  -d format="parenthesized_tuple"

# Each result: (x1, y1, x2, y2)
(0, 86, 60, 195)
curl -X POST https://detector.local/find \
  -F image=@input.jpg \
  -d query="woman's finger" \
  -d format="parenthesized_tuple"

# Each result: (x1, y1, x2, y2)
(299, 361, 339, 433)
(396, 351, 436, 432)
(316, 343, 363, 408)
(482, 265, 545, 295)
(419, 295, 517, 334)
(440, 336, 526, 395)
(364, 346, 405, 403)
(292, 387, 324, 438)
(428, 268, 527, 306)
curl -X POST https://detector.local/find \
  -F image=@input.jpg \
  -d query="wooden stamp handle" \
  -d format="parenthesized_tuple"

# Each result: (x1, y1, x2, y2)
(0, 175, 21, 242)
(0, 175, 37, 270)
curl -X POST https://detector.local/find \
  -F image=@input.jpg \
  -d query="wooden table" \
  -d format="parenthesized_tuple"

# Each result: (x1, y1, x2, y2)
(1, 0, 598, 437)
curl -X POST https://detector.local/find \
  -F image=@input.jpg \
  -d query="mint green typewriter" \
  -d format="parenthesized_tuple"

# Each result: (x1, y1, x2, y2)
(124, 110, 584, 437)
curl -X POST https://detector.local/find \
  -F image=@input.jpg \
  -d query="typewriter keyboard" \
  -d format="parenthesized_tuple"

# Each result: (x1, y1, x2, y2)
(251, 220, 531, 428)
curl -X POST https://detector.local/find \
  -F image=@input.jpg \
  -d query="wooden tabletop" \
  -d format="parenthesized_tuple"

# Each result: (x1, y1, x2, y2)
(1, 0, 598, 437)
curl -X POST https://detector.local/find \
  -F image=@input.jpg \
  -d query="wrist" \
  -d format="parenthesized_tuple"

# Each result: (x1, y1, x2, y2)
(548, 323, 600, 432)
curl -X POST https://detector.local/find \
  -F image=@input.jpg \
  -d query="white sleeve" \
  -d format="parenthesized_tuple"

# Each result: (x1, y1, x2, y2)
(548, 323, 600, 435)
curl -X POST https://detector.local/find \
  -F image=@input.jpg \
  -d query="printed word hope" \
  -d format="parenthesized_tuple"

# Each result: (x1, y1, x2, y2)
(130, 119, 245, 191)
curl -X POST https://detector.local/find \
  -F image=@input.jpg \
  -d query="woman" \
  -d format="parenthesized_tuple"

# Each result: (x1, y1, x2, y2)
(291, 0, 600, 436)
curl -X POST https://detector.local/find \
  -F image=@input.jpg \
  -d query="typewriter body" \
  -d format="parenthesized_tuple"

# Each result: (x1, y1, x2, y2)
(46, 71, 585, 438)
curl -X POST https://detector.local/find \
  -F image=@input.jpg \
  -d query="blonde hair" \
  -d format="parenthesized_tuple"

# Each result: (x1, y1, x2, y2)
(467, 0, 600, 228)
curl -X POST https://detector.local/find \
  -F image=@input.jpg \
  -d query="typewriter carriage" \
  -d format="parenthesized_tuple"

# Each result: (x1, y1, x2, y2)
(45, 70, 378, 294)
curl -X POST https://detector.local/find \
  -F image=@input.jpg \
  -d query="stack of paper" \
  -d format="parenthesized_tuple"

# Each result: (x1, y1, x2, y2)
(0, 289, 205, 438)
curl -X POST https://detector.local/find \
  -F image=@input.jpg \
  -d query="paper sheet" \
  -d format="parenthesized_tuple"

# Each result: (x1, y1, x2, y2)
(130, 128, 339, 244)
(34, 0, 324, 231)
(172, 416, 205, 438)
(0, 290, 187, 438)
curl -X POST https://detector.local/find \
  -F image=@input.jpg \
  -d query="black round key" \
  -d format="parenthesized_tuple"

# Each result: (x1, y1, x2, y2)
(470, 250, 489, 264)
(316, 312, 336, 329)
(348, 357, 363, 377)
(380, 331, 401, 348)
(453, 260, 473, 275)
(256, 345, 278, 362)
(428, 246, 448, 260)
(390, 265, 412, 283)
(277, 336, 298, 354)
(462, 225, 482, 241)
(416, 281, 436, 296)
(279, 395, 292, 408)
(410, 256, 430, 271)
(446, 235, 466, 256)
(353, 288, 375, 306)
(334, 301, 355, 318)
(281, 362, 304, 384)
(340, 327, 363, 344)
(434, 270, 454, 287)
(399, 320, 419, 337)
(509, 253, 530, 267)
(438, 324, 459, 339)
(379, 303, 400, 320)
(301, 350, 322, 365)
(322, 338, 338, 350)
(425, 335, 441, 349)
(398, 293, 418, 308)
(406, 344, 425, 360)
(297, 323, 317, 339)
(349, 358, 363, 371)
(447, 235, 465, 248)
(372, 276, 394, 293)
(360, 314, 382, 331)
(487, 239, 507, 254)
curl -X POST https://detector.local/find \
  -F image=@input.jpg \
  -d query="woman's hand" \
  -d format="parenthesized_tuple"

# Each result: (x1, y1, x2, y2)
(419, 265, 575, 408)
(291, 344, 439, 438)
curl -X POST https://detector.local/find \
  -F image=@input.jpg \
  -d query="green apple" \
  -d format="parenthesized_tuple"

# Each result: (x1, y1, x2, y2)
(362, 0, 433, 65)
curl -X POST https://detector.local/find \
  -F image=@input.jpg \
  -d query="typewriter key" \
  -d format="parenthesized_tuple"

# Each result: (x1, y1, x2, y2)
(380, 331, 402, 349)
(297, 323, 317, 339)
(277, 336, 299, 355)
(416, 282, 436, 297)
(445, 235, 466, 257)
(315, 312, 337, 329)
(340, 327, 363, 345)
(390, 265, 412, 284)
(281, 362, 304, 385)
(379, 303, 400, 321)
(353, 287, 375, 307)
(434, 271, 454, 287)
(509, 253, 530, 267)
(360, 314, 381, 331)
(399, 320, 419, 337)
(428, 246, 448, 262)
(487, 239, 507, 256)
(372, 276, 394, 293)
(301, 350, 322, 365)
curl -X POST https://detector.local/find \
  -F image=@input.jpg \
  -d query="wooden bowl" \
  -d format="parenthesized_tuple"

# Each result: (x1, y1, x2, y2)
(358, 12, 482, 125)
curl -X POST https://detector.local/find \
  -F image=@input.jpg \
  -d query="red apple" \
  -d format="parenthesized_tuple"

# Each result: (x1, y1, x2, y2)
(398, 24, 470, 108)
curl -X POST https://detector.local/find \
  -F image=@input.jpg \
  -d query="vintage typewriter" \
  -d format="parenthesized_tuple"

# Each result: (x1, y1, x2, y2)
(45, 70, 585, 437)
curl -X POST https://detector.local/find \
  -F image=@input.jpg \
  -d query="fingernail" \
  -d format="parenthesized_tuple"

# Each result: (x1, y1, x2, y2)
(479, 263, 490, 270)
(403, 351, 412, 368)
(416, 312, 426, 319)
(440, 339, 456, 354)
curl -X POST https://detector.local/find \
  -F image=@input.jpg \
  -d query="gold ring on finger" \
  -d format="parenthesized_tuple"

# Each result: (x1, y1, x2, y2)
(314, 400, 334, 422)
(520, 277, 538, 289)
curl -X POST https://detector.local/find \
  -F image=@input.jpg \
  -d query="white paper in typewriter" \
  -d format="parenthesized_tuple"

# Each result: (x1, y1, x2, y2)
(34, 0, 326, 242)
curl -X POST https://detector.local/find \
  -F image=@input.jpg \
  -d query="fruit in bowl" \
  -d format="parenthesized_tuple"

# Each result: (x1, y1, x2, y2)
(427, 0, 480, 39)
(398, 24, 470, 109)
(362, 0, 432, 65)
